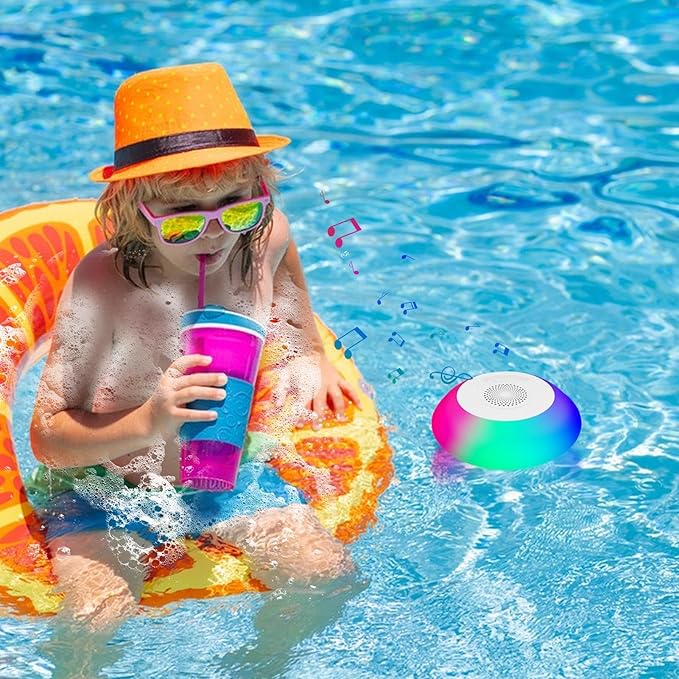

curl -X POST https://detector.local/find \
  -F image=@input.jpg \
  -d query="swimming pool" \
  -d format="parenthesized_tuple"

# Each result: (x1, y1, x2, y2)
(2, 0, 678, 677)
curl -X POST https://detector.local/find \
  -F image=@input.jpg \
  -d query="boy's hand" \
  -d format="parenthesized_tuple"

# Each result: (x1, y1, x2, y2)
(297, 355, 362, 430)
(143, 354, 227, 440)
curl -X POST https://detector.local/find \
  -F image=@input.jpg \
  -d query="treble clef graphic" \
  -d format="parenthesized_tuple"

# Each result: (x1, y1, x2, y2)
(429, 366, 472, 385)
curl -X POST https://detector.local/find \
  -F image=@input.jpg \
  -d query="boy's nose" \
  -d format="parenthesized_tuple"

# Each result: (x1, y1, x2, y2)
(204, 218, 223, 237)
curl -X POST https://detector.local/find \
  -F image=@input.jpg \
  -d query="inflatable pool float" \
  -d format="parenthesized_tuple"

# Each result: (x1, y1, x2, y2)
(0, 199, 393, 616)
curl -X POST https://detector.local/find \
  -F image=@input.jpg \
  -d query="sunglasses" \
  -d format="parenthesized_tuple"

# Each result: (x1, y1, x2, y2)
(138, 179, 272, 245)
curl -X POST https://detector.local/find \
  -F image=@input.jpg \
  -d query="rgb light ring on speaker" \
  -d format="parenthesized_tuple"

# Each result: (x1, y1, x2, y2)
(431, 371, 581, 470)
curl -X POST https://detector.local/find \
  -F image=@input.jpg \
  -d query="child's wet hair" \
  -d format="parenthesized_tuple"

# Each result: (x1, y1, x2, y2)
(94, 155, 284, 288)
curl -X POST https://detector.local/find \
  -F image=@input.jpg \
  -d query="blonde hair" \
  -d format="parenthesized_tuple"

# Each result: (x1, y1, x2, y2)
(94, 155, 284, 288)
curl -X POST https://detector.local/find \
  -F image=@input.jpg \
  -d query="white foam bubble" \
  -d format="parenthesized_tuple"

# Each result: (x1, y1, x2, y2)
(67, 467, 203, 571)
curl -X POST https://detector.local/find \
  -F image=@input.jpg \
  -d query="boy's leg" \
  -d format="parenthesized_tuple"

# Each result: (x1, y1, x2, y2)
(48, 528, 151, 632)
(208, 503, 366, 677)
(192, 457, 352, 588)
(213, 574, 368, 678)
(193, 461, 363, 676)
(40, 529, 153, 679)
(209, 504, 354, 590)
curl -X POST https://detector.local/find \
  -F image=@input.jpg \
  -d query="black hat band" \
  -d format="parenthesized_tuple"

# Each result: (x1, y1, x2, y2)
(114, 128, 260, 169)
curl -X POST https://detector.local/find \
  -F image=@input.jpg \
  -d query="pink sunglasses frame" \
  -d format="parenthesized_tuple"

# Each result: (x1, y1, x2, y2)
(138, 179, 272, 244)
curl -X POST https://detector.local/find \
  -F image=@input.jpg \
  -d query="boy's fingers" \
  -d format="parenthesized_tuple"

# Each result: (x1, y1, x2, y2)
(176, 372, 227, 389)
(169, 354, 212, 377)
(311, 395, 327, 429)
(311, 393, 324, 416)
(175, 354, 212, 369)
(340, 380, 363, 409)
(328, 388, 345, 418)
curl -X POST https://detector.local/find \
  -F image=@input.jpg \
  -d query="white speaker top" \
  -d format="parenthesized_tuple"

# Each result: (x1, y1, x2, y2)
(457, 371, 555, 421)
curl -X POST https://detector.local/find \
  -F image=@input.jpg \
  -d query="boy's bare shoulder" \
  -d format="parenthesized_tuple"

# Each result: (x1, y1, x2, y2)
(58, 243, 127, 321)
(73, 243, 124, 286)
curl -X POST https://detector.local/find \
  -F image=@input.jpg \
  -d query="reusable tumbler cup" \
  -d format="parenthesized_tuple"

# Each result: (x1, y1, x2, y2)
(178, 304, 266, 491)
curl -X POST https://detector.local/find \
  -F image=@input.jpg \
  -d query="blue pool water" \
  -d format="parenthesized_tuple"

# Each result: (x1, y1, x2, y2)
(2, 1, 678, 677)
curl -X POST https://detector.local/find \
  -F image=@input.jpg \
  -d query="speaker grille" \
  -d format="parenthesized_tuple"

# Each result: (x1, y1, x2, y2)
(457, 371, 555, 421)
(483, 383, 528, 408)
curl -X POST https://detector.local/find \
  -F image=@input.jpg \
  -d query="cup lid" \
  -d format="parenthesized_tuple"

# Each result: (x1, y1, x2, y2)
(181, 304, 266, 339)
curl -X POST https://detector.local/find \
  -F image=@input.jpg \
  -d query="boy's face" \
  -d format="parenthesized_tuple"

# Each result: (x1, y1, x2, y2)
(145, 181, 254, 278)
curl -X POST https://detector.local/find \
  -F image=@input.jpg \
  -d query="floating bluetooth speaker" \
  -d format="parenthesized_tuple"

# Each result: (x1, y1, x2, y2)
(431, 371, 581, 470)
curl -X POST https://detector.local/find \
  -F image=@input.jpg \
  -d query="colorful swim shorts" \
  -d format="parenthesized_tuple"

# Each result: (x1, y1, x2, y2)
(28, 459, 307, 548)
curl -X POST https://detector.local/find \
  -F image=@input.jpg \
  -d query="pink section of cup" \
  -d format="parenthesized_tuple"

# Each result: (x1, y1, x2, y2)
(182, 325, 262, 381)
(179, 440, 242, 492)
(178, 307, 265, 491)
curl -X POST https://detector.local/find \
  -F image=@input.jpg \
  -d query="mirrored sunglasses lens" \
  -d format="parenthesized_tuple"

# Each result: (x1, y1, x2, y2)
(160, 215, 205, 243)
(222, 201, 263, 232)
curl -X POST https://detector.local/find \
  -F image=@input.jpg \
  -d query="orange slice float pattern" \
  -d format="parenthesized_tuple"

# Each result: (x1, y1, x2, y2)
(0, 200, 393, 616)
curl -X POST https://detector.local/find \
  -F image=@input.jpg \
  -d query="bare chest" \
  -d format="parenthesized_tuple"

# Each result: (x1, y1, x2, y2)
(94, 264, 274, 411)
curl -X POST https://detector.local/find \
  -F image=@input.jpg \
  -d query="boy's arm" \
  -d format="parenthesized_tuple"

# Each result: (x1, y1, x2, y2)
(279, 239, 325, 353)
(268, 210, 363, 423)
(269, 210, 325, 354)
(30, 248, 156, 469)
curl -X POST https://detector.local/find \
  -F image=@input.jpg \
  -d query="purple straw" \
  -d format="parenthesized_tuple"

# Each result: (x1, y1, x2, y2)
(198, 254, 207, 308)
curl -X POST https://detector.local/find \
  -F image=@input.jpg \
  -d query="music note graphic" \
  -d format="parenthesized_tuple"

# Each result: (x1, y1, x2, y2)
(327, 218, 362, 248)
(387, 367, 405, 384)
(320, 189, 330, 204)
(465, 323, 480, 331)
(429, 328, 448, 339)
(429, 366, 472, 385)
(401, 254, 415, 261)
(340, 250, 350, 259)
(376, 291, 389, 305)
(333, 326, 367, 359)
(388, 331, 405, 347)
(348, 261, 359, 275)
(493, 342, 510, 357)
(400, 301, 417, 315)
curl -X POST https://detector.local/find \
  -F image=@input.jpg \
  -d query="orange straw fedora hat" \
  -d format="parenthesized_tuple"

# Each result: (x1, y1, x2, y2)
(90, 62, 291, 182)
